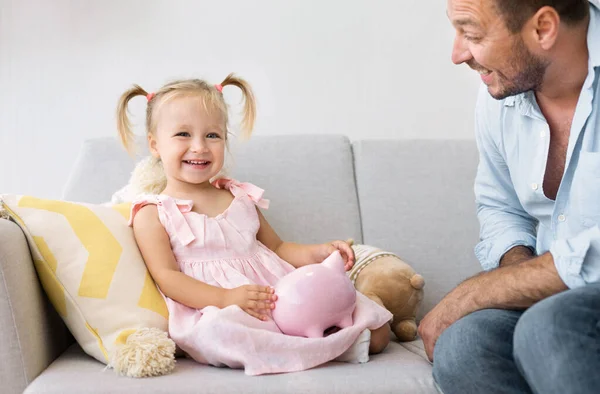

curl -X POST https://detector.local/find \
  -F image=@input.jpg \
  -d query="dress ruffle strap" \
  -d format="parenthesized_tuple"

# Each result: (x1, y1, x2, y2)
(157, 196, 201, 247)
(213, 178, 270, 209)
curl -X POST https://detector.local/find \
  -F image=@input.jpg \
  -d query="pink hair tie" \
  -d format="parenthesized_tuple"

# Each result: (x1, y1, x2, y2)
(215, 84, 223, 93)
(146, 92, 155, 102)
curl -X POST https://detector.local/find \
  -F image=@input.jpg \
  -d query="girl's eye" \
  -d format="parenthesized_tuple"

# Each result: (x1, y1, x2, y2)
(175, 131, 190, 137)
(207, 133, 221, 139)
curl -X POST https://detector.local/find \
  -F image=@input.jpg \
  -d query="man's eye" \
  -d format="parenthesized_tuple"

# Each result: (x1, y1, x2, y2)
(464, 35, 481, 42)
(175, 131, 190, 137)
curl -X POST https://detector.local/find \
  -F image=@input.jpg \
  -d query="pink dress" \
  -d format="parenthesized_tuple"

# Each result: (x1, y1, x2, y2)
(130, 178, 392, 376)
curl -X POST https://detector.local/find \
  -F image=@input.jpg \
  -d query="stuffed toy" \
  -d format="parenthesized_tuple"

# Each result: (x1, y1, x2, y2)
(347, 241, 425, 342)
(111, 156, 167, 204)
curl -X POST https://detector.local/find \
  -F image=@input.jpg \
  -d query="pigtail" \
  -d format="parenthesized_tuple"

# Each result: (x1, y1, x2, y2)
(116, 84, 149, 154)
(220, 74, 256, 140)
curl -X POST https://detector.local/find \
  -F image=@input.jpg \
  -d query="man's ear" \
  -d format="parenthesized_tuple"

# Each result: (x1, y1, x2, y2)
(148, 134, 160, 158)
(530, 6, 560, 51)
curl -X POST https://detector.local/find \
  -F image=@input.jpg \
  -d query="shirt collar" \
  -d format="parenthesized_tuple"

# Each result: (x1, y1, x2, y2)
(504, 96, 516, 107)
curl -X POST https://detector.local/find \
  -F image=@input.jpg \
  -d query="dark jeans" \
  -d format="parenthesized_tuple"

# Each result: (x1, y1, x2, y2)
(432, 283, 600, 394)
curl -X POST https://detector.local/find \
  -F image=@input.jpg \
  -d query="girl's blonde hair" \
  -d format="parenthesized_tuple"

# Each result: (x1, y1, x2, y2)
(116, 73, 256, 154)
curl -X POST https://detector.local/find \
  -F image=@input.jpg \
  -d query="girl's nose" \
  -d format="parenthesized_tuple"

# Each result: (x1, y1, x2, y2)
(190, 138, 208, 153)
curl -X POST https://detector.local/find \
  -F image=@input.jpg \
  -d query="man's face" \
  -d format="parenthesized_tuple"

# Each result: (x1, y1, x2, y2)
(447, 0, 549, 99)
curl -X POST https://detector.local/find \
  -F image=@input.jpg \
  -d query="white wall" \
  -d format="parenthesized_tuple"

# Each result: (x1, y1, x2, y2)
(0, 0, 480, 199)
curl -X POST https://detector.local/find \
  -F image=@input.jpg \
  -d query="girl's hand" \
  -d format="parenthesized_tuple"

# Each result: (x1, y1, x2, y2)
(314, 241, 355, 271)
(224, 285, 277, 321)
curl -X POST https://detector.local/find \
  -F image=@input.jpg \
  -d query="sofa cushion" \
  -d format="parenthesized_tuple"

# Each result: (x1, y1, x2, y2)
(25, 342, 438, 394)
(353, 139, 482, 318)
(0, 196, 168, 365)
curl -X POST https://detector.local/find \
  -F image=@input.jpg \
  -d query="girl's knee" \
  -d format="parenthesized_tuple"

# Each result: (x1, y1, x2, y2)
(369, 323, 391, 354)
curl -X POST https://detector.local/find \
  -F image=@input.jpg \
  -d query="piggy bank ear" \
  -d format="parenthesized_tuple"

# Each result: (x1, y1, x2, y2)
(321, 250, 345, 272)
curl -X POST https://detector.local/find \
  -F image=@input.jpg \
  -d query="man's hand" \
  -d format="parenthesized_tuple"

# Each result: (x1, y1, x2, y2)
(418, 294, 463, 361)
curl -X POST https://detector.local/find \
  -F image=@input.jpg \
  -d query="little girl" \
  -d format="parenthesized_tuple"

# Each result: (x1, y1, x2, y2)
(116, 74, 392, 375)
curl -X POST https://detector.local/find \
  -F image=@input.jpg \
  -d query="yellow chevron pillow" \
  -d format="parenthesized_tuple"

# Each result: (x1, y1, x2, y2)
(0, 195, 169, 366)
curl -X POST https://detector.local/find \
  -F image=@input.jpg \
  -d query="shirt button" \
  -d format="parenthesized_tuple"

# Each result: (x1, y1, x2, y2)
(531, 183, 539, 191)
(558, 214, 566, 222)
(540, 130, 546, 138)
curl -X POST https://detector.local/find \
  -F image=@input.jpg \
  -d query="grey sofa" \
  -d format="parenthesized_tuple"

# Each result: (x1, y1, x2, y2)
(0, 135, 481, 393)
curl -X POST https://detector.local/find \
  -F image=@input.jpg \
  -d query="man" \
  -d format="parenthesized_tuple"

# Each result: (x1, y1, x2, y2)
(418, 1, 600, 393)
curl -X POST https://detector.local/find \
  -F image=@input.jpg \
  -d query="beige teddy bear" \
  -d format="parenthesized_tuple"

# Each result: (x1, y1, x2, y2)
(348, 242, 425, 342)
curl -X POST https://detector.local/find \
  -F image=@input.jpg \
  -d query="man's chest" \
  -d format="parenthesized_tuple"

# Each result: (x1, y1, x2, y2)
(503, 100, 600, 229)
(543, 115, 573, 200)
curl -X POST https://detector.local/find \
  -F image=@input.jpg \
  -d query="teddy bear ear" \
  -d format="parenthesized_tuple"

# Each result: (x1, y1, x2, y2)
(410, 274, 425, 290)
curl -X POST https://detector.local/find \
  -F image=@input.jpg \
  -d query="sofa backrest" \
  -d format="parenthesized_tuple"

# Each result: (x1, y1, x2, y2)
(353, 140, 481, 318)
(63, 135, 363, 245)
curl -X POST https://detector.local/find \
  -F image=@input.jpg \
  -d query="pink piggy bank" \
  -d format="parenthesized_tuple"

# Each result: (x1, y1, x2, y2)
(272, 251, 357, 338)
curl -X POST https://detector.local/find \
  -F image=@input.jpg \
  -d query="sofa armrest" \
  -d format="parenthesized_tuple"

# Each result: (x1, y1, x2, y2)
(0, 219, 73, 394)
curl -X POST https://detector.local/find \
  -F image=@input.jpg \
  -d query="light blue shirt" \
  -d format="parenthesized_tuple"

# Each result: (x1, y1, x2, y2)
(474, 1, 600, 288)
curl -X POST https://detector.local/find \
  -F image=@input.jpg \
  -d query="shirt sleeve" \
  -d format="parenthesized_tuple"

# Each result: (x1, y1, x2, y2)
(473, 86, 538, 271)
(550, 225, 600, 288)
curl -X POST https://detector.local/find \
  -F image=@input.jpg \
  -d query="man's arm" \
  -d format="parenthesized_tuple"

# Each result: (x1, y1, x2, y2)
(420, 219, 600, 362)
(448, 252, 566, 313)
(418, 252, 567, 360)
(472, 86, 537, 271)
(500, 245, 535, 267)
(420, 225, 600, 361)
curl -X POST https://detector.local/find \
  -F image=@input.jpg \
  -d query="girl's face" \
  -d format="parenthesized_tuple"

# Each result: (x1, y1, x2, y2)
(149, 95, 226, 190)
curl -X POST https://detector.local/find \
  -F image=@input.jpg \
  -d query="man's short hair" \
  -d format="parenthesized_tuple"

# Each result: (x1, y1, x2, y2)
(492, 0, 590, 32)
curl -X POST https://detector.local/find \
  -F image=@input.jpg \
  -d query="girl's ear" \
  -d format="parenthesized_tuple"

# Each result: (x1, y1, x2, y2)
(148, 134, 160, 158)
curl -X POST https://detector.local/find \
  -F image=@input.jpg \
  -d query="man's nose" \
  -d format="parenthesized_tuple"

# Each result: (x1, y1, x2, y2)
(451, 35, 472, 65)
